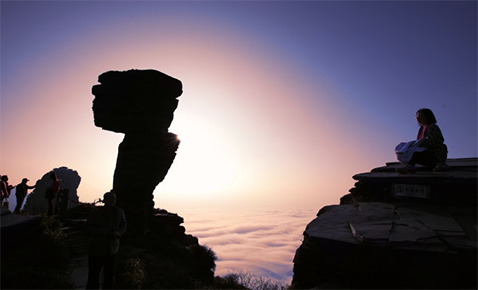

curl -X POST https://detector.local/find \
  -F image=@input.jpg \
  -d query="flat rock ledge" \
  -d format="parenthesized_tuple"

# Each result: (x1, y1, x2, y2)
(291, 158, 477, 289)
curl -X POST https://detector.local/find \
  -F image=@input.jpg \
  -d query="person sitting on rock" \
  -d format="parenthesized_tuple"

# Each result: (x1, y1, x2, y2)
(396, 108, 450, 174)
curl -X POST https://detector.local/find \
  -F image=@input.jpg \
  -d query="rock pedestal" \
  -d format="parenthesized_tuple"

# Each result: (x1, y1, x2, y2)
(92, 69, 182, 236)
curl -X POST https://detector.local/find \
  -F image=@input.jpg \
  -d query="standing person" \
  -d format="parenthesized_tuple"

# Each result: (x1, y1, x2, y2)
(14, 178, 36, 214)
(397, 108, 450, 174)
(86, 191, 127, 289)
(1, 175, 7, 206)
(45, 171, 60, 216)
(1, 175, 13, 209)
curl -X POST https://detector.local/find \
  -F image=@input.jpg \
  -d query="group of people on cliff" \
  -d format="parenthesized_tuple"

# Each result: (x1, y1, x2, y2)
(0, 171, 64, 215)
(2, 106, 450, 289)
(2, 170, 127, 289)
(1, 174, 35, 213)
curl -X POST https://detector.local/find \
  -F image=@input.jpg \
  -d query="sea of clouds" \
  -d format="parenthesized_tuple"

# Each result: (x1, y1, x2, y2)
(5, 192, 320, 284)
(179, 207, 319, 284)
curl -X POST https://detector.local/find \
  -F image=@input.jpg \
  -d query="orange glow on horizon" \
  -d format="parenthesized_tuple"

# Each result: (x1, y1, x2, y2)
(1, 14, 387, 210)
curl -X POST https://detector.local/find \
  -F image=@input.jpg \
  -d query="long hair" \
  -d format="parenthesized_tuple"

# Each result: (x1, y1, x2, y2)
(416, 108, 437, 124)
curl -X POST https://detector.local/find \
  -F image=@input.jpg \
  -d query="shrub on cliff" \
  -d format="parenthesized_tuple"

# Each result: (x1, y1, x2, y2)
(115, 234, 217, 289)
(116, 243, 216, 290)
(214, 270, 289, 290)
(219, 271, 288, 290)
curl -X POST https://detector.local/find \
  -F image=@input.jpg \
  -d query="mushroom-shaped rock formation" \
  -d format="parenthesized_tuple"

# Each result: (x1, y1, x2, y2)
(92, 69, 182, 235)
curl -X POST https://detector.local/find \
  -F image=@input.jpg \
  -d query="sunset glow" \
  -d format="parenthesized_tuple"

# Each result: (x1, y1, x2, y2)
(1, 0, 476, 283)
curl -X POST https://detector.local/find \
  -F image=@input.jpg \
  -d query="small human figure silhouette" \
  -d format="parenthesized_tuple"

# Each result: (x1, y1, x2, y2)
(45, 172, 61, 216)
(396, 108, 450, 174)
(1, 175, 13, 210)
(14, 178, 36, 214)
(86, 191, 127, 289)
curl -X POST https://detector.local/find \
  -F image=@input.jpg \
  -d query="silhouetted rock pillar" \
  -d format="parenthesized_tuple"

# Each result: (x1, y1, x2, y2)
(92, 69, 182, 236)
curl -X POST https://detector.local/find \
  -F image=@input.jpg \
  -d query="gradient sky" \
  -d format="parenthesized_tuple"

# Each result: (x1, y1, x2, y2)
(1, 1, 477, 212)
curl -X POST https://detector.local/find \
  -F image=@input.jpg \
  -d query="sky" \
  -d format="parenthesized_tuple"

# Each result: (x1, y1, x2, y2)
(1, 1, 477, 210)
(1, 0, 477, 283)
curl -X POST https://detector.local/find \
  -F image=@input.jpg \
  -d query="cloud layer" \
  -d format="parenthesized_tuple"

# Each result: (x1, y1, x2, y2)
(179, 207, 318, 283)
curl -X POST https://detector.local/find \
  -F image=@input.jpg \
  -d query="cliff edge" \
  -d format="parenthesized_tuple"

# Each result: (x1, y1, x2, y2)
(291, 158, 477, 289)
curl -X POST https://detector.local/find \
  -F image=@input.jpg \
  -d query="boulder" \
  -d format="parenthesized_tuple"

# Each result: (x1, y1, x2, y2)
(23, 167, 81, 215)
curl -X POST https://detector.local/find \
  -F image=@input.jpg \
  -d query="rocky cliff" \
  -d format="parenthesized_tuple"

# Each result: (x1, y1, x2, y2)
(92, 69, 182, 236)
(291, 158, 477, 289)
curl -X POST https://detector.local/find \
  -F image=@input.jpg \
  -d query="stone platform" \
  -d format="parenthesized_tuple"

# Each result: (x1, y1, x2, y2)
(1, 208, 42, 249)
(292, 158, 477, 289)
(347, 158, 477, 204)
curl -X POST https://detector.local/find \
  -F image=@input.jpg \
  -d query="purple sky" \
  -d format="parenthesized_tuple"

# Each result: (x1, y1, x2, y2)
(1, 0, 477, 283)
(2, 1, 477, 204)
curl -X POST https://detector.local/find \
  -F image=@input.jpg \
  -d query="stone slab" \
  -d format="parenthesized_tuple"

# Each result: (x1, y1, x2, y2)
(305, 201, 474, 252)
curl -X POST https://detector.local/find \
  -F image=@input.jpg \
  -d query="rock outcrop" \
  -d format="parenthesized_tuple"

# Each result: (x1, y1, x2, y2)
(61, 204, 214, 289)
(23, 167, 81, 215)
(92, 69, 182, 235)
(291, 158, 477, 289)
(1, 207, 42, 250)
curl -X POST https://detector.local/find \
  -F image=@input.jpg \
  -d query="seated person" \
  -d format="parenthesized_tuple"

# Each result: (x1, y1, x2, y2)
(397, 108, 450, 174)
